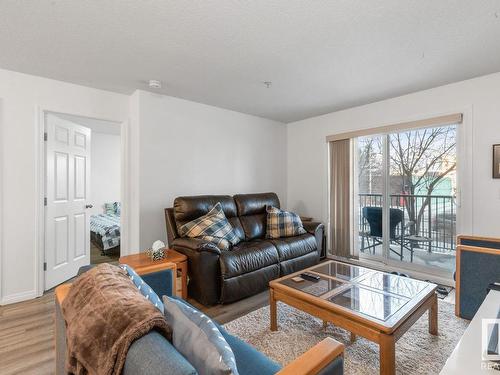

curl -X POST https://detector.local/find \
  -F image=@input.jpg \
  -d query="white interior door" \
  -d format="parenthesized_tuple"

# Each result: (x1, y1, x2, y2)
(45, 114, 91, 290)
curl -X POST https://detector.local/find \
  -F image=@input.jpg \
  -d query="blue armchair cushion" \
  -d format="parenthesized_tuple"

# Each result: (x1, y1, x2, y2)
(120, 264, 165, 313)
(459, 249, 500, 319)
(219, 326, 281, 375)
(163, 296, 239, 375)
(123, 331, 197, 375)
(140, 268, 174, 300)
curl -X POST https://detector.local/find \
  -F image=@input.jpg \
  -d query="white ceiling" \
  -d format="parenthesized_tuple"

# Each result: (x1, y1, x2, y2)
(1, 1, 500, 123)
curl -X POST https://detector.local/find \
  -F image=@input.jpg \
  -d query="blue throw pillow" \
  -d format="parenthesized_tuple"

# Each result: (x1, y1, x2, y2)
(163, 296, 239, 375)
(120, 264, 164, 313)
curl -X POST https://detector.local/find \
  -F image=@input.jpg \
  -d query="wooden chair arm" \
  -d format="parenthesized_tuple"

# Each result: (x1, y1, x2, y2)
(54, 262, 177, 305)
(134, 261, 176, 276)
(457, 235, 500, 245)
(276, 338, 344, 375)
(55, 283, 72, 304)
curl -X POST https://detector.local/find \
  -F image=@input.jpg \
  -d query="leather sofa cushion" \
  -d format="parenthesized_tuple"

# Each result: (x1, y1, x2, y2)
(219, 240, 279, 278)
(234, 193, 280, 240)
(270, 233, 317, 261)
(173, 195, 245, 240)
(238, 214, 266, 241)
(279, 251, 319, 276)
(234, 193, 280, 216)
(220, 264, 279, 304)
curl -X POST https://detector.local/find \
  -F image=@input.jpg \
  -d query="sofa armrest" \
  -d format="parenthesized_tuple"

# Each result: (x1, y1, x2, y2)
(277, 338, 344, 375)
(303, 221, 324, 235)
(302, 221, 325, 256)
(55, 283, 196, 375)
(171, 238, 222, 305)
(302, 221, 325, 235)
(124, 332, 197, 375)
(172, 237, 221, 255)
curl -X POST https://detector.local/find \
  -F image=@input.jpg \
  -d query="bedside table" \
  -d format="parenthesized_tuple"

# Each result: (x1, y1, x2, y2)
(119, 249, 188, 299)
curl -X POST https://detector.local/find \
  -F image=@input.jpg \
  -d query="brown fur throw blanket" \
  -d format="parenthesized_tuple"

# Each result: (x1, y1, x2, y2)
(61, 263, 172, 375)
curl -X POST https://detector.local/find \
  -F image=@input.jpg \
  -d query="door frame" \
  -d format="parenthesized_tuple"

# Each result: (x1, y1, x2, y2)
(35, 106, 131, 296)
(327, 106, 473, 284)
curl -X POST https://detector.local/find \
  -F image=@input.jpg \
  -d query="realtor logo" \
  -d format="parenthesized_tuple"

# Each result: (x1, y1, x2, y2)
(482, 319, 500, 363)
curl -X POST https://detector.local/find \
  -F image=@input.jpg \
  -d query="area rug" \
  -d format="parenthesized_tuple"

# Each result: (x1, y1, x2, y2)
(224, 300, 468, 374)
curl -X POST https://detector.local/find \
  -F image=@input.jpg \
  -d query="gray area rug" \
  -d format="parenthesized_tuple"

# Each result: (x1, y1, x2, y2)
(224, 300, 468, 374)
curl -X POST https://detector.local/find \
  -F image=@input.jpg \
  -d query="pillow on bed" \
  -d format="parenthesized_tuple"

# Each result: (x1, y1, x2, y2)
(104, 203, 115, 215)
(104, 202, 121, 216)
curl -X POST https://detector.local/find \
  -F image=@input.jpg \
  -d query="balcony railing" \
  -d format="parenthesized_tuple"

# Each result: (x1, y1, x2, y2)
(359, 193, 456, 254)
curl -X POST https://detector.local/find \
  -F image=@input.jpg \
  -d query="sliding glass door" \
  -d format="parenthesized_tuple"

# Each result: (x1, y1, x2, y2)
(356, 135, 385, 261)
(356, 124, 458, 276)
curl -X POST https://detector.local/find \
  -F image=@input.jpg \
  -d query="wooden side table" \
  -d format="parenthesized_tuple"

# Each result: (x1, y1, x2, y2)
(119, 249, 188, 299)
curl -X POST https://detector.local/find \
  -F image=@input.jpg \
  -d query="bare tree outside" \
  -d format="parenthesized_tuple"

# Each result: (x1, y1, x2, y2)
(357, 136, 383, 197)
(389, 126, 457, 237)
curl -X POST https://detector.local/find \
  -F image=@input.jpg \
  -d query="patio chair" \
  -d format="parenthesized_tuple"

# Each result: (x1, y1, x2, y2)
(360, 206, 407, 260)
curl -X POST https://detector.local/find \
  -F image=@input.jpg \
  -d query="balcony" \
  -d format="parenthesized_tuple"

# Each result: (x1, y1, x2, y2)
(358, 193, 456, 273)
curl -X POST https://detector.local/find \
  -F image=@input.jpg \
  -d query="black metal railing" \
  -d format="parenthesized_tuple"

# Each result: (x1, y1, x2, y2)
(359, 193, 456, 254)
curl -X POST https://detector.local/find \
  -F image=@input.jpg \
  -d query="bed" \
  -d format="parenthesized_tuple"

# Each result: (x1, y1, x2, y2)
(90, 202, 121, 253)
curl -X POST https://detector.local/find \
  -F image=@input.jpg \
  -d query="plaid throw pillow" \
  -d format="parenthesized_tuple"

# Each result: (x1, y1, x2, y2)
(266, 206, 307, 239)
(179, 202, 241, 250)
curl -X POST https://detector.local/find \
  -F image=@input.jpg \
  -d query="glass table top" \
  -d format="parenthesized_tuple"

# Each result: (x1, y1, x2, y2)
(280, 274, 346, 297)
(357, 272, 428, 298)
(313, 262, 371, 281)
(276, 260, 434, 322)
(327, 285, 410, 321)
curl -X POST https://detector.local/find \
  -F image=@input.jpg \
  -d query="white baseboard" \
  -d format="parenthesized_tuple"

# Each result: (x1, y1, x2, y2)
(0, 290, 38, 305)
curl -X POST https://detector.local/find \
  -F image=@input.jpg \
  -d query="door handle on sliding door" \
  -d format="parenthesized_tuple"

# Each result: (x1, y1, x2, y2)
(85, 204, 93, 209)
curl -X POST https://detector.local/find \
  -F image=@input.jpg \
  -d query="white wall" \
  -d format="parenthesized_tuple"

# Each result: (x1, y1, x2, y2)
(91, 132, 121, 215)
(287, 72, 500, 239)
(3, 64, 500, 304)
(134, 90, 287, 250)
(0, 68, 128, 304)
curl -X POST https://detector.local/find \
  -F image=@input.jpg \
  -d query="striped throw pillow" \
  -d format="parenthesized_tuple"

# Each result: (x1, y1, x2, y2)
(266, 205, 307, 239)
(179, 202, 241, 250)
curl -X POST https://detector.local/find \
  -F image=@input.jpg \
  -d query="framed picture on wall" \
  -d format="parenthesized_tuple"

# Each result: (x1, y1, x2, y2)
(494, 144, 500, 178)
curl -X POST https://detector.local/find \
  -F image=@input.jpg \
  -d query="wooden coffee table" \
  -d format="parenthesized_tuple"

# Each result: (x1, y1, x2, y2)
(269, 260, 438, 375)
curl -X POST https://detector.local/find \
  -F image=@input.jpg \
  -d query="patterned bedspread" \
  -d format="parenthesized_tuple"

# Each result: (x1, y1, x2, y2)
(90, 214, 121, 251)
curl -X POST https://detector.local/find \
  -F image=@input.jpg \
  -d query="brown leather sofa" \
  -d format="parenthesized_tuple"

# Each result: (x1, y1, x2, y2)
(165, 192, 324, 305)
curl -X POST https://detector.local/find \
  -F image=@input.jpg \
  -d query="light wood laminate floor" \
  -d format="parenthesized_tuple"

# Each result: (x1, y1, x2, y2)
(0, 286, 268, 375)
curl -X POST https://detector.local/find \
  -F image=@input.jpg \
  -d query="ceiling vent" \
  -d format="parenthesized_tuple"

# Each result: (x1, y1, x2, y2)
(148, 80, 162, 89)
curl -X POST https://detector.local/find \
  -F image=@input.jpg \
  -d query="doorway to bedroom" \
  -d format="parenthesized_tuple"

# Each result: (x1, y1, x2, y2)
(44, 112, 122, 290)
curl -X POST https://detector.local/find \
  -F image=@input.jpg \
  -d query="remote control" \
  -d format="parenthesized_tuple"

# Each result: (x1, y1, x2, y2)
(300, 272, 320, 282)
